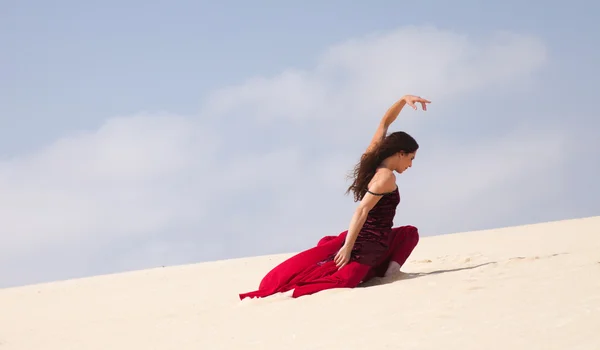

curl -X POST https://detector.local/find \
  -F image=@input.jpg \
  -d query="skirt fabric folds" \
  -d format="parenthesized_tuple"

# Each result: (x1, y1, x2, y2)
(239, 225, 419, 299)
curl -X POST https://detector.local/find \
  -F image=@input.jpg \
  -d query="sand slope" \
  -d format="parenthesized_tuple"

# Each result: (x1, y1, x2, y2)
(1, 216, 599, 349)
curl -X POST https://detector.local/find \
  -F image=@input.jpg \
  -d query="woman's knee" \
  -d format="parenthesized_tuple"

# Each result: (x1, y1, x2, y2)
(317, 230, 347, 246)
(393, 225, 420, 246)
(405, 226, 419, 246)
(317, 236, 335, 246)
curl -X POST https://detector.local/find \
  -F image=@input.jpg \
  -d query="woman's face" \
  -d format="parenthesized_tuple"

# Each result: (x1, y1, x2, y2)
(396, 150, 416, 173)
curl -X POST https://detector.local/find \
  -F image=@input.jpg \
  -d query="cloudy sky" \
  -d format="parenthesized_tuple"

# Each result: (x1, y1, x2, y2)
(2, 1, 598, 288)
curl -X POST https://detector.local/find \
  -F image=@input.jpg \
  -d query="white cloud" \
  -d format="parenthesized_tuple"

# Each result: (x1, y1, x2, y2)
(0, 114, 217, 255)
(3, 26, 586, 288)
(395, 125, 572, 232)
(203, 27, 546, 126)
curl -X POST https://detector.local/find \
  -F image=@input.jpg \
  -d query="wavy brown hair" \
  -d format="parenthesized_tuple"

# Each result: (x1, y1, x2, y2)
(346, 131, 419, 202)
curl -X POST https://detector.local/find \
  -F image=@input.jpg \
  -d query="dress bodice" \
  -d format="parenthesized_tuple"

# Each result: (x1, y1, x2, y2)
(361, 187, 400, 232)
(350, 187, 401, 266)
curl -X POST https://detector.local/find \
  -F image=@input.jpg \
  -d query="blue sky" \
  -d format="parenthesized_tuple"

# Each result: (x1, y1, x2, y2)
(2, 0, 599, 288)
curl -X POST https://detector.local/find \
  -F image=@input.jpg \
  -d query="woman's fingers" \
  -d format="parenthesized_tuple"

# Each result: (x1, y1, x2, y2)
(334, 251, 348, 269)
(334, 251, 341, 265)
(404, 95, 430, 111)
(334, 246, 352, 268)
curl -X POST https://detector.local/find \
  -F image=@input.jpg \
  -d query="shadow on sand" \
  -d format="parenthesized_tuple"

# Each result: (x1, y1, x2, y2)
(359, 262, 497, 288)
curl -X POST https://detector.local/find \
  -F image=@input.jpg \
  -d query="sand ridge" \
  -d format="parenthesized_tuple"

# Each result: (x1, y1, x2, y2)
(1, 216, 599, 349)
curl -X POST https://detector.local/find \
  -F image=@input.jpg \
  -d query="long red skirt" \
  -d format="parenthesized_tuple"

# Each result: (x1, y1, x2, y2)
(239, 225, 419, 299)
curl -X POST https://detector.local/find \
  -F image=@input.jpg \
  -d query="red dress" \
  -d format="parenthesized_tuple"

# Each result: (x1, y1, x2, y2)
(239, 187, 419, 299)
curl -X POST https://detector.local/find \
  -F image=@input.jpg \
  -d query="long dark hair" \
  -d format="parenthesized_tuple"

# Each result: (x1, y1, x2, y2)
(346, 131, 419, 201)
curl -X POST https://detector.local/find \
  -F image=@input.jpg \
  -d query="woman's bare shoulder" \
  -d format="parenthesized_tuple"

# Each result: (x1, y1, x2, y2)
(369, 168, 397, 192)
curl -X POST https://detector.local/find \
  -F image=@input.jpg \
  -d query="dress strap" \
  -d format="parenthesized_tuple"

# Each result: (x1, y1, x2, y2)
(366, 186, 398, 196)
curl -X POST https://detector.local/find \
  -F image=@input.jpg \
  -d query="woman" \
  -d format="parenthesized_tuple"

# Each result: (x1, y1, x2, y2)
(239, 94, 430, 299)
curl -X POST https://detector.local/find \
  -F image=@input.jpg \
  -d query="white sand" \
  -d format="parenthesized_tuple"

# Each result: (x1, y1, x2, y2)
(1, 216, 599, 349)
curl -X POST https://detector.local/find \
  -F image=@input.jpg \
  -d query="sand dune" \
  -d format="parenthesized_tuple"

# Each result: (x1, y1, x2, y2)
(1, 216, 599, 349)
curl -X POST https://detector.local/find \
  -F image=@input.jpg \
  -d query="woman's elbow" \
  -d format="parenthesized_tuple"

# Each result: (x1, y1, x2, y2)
(355, 206, 371, 220)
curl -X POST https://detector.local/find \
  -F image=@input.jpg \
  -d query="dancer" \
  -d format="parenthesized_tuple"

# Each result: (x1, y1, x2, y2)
(239, 94, 430, 299)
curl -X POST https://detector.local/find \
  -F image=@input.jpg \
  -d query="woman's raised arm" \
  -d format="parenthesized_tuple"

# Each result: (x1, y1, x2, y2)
(364, 95, 431, 154)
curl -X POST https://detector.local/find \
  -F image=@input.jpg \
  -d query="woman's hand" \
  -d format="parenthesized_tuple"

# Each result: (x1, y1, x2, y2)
(334, 244, 353, 269)
(402, 95, 431, 111)
(365, 94, 430, 154)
